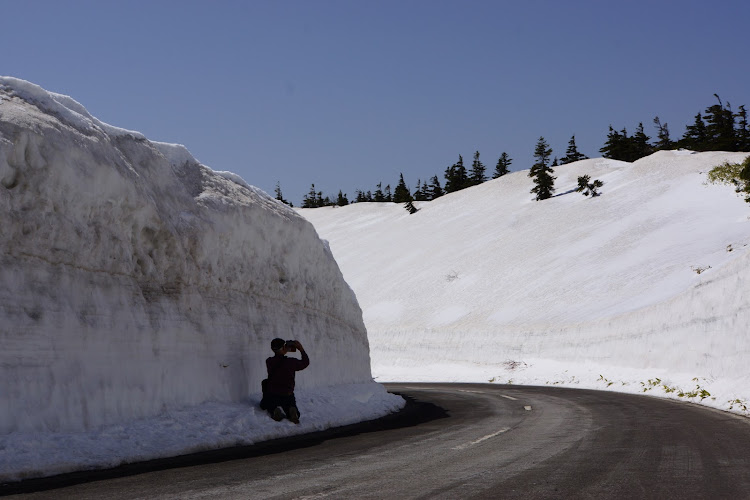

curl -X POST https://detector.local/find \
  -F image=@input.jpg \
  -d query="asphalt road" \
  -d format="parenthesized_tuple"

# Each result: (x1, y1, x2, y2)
(5, 383, 750, 499)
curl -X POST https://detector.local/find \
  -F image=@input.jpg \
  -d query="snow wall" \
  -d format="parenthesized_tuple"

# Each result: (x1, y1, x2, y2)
(0, 77, 378, 434)
(301, 150, 750, 414)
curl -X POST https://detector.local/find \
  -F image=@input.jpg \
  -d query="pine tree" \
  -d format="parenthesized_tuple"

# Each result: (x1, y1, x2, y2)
(302, 184, 319, 208)
(443, 165, 454, 193)
(576, 174, 604, 197)
(355, 189, 375, 203)
(336, 190, 349, 206)
(469, 151, 487, 186)
(429, 175, 444, 199)
(631, 122, 653, 160)
(274, 182, 293, 207)
(393, 173, 412, 203)
(529, 137, 556, 201)
(600, 125, 651, 162)
(736, 105, 750, 151)
(412, 179, 431, 201)
(412, 179, 425, 201)
(653, 116, 674, 150)
(493, 152, 512, 178)
(385, 184, 392, 202)
(703, 94, 737, 151)
(680, 113, 708, 151)
(419, 179, 430, 201)
(444, 155, 468, 193)
(404, 200, 419, 214)
(560, 135, 588, 164)
(600, 126, 627, 160)
(373, 182, 386, 202)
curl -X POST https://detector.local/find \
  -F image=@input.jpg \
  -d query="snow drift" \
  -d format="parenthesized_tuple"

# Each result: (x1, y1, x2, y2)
(301, 150, 750, 415)
(0, 77, 401, 449)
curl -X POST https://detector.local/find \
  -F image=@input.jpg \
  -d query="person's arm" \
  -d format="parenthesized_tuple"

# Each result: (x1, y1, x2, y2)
(294, 341, 310, 370)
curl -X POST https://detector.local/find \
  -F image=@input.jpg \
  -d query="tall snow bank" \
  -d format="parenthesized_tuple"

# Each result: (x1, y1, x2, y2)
(301, 150, 750, 415)
(0, 77, 398, 440)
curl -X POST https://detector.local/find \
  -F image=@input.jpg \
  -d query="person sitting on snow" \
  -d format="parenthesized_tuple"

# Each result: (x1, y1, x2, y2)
(260, 338, 309, 424)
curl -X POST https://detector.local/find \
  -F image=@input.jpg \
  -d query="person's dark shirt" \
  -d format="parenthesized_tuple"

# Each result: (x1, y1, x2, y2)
(265, 350, 310, 395)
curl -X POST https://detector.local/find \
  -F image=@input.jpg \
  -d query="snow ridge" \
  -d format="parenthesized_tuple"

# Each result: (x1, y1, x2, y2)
(301, 149, 750, 416)
(0, 77, 145, 140)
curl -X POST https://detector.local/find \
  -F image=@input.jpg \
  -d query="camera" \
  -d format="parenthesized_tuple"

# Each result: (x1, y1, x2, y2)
(285, 340, 297, 352)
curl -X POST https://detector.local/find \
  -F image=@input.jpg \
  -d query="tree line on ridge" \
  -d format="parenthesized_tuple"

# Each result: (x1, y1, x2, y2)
(274, 95, 749, 208)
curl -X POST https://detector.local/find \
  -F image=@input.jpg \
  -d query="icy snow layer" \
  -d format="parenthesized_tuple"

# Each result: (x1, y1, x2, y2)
(301, 150, 750, 415)
(0, 77, 403, 480)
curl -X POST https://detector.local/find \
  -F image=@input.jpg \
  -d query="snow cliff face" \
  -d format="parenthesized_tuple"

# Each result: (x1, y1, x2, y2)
(0, 78, 371, 433)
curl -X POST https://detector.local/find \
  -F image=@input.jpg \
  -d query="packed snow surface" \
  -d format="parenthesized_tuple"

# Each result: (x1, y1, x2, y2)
(0, 77, 403, 481)
(301, 150, 750, 416)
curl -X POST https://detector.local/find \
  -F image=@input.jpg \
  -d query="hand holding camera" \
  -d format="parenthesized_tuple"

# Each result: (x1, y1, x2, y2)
(285, 340, 304, 352)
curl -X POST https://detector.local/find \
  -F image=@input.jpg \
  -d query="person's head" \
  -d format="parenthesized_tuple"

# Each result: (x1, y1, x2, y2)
(271, 338, 285, 354)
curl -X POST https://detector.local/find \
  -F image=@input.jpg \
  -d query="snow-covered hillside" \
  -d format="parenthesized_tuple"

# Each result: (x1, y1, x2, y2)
(0, 78, 402, 480)
(301, 150, 750, 415)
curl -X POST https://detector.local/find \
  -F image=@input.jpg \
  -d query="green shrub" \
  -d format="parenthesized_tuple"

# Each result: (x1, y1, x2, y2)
(707, 156, 750, 203)
(707, 161, 745, 185)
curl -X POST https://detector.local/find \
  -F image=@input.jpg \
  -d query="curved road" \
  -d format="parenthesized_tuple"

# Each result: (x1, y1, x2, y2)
(6, 383, 750, 499)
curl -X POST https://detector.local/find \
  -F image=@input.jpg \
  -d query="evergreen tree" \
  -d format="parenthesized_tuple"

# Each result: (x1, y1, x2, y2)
(355, 189, 375, 203)
(703, 94, 737, 151)
(736, 105, 750, 151)
(444, 155, 468, 193)
(373, 182, 386, 202)
(493, 152, 512, 178)
(429, 175, 444, 199)
(469, 151, 487, 186)
(600, 124, 652, 162)
(529, 137, 556, 201)
(415, 179, 430, 201)
(412, 179, 431, 201)
(420, 181, 430, 200)
(576, 174, 604, 197)
(302, 184, 319, 208)
(385, 184, 392, 202)
(680, 113, 708, 151)
(653, 116, 674, 150)
(393, 173, 412, 203)
(274, 182, 293, 207)
(560, 135, 588, 164)
(576, 175, 590, 193)
(404, 200, 419, 214)
(412, 179, 425, 201)
(631, 122, 653, 160)
(600, 126, 628, 160)
(336, 190, 349, 206)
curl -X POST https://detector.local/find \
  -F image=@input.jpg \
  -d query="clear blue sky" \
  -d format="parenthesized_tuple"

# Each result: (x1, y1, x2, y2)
(3, 0, 749, 205)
